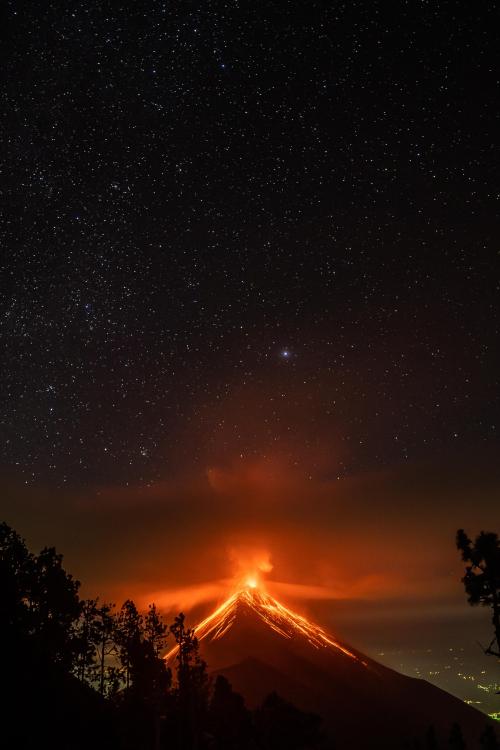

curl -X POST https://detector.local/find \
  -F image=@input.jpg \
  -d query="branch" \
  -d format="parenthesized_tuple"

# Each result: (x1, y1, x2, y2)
(477, 637, 500, 659)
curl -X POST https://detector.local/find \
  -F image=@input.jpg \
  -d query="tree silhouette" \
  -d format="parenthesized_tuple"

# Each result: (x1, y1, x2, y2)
(117, 599, 144, 689)
(94, 601, 119, 696)
(170, 613, 209, 750)
(0, 522, 82, 669)
(112, 601, 170, 750)
(480, 725, 499, 750)
(129, 638, 171, 750)
(208, 675, 251, 749)
(145, 603, 168, 656)
(448, 722, 466, 750)
(141, 603, 172, 750)
(74, 598, 99, 683)
(1, 523, 117, 749)
(29, 545, 82, 668)
(254, 691, 323, 750)
(0, 521, 33, 634)
(456, 529, 500, 658)
(425, 725, 438, 750)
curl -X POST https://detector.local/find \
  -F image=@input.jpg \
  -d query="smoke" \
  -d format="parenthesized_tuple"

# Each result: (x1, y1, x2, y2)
(228, 545, 274, 581)
(138, 579, 231, 612)
(1, 451, 500, 624)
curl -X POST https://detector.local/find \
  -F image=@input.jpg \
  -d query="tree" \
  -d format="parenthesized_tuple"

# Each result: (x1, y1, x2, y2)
(426, 725, 438, 750)
(480, 725, 499, 750)
(0, 523, 83, 670)
(128, 636, 171, 703)
(456, 529, 500, 658)
(144, 603, 168, 657)
(208, 675, 251, 749)
(1, 523, 118, 749)
(117, 599, 144, 689)
(116, 603, 171, 750)
(254, 692, 323, 750)
(74, 598, 99, 683)
(170, 613, 209, 750)
(448, 722, 466, 750)
(0, 521, 34, 634)
(94, 602, 119, 696)
(29, 545, 82, 668)
(142, 603, 171, 750)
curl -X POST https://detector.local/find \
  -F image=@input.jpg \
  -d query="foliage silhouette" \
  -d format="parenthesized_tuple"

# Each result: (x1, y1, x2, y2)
(426, 725, 438, 750)
(0, 521, 82, 667)
(1, 523, 114, 749)
(170, 612, 210, 750)
(254, 691, 323, 750)
(449, 722, 466, 749)
(456, 530, 500, 659)
(94, 601, 119, 696)
(74, 597, 100, 683)
(480, 725, 499, 750)
(207, 675, 252, 750)
(117, 599, 144, 689)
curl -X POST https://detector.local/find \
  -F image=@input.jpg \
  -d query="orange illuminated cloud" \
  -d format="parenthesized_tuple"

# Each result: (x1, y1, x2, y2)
(138, 580, 231, 612)
(9, 450, 498, 624)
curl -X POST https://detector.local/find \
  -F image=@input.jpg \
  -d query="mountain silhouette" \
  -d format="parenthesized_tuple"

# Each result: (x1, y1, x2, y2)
(168, 583, 498, 749)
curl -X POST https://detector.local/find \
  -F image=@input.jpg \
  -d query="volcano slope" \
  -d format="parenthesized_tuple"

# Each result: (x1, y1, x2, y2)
(168, 585, 497, 749)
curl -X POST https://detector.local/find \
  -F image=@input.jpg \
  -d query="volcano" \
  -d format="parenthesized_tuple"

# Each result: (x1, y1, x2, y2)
(167, 582, 497, 749)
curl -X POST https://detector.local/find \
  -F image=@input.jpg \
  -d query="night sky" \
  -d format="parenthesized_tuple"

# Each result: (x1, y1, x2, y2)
(1, 0, 500, 701)
(3, 0, 499, 487)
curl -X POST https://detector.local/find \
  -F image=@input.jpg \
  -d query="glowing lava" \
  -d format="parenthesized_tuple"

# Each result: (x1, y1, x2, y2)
(165, 578, 363, 664)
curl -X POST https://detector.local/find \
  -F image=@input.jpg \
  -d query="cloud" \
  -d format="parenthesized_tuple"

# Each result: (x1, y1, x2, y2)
(1, 450, 499, 627)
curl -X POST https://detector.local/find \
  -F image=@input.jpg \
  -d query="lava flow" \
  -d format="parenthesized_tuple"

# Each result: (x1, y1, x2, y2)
(164, 577, 362, 664)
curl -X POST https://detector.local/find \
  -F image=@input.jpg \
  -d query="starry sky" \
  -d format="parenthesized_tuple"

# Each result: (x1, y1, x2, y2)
(2, 0, 499, 488)
(2, 1, 500, 684)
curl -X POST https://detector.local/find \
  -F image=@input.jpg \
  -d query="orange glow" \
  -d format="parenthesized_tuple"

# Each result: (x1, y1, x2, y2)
(164, 579, 364, 665)
(69, 456, 478, 617)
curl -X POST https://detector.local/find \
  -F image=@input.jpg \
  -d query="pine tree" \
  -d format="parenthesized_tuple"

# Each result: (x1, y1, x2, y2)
(74, 598, 99, 683)
(144, 603, 168, 657)
(426, 725, 438, 750)
(115, 602, 171, 750)
(170, 613, 209, 750)
(0, 525, 83, 671)
(208, 675, 251, 749)
(254, 691, 322, 750)
(0, 521, 34, 635)
(480, 725, 499, 750)
(94, 602, 118, 696)
(448, 722, 466, 750)
(117, 599, 143, 689)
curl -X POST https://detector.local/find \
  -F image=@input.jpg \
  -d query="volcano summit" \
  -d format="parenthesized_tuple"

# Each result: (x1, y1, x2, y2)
(168, 582, 497, 749)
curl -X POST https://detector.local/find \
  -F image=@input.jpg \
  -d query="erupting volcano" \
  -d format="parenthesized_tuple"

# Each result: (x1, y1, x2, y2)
(167, 580, 361, 662)
(167, 578, 497, 749)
